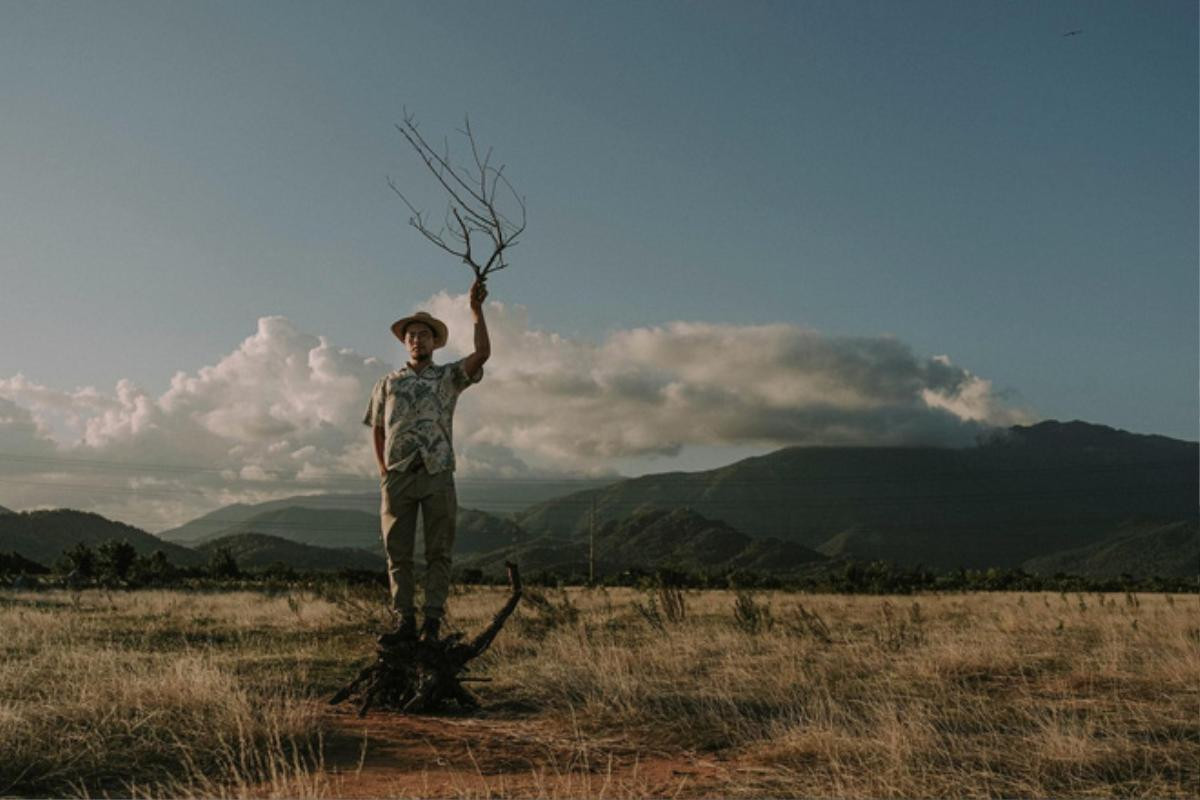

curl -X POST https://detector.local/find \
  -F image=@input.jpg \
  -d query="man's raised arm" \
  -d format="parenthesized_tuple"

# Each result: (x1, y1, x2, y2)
(462, 278, 490, 380)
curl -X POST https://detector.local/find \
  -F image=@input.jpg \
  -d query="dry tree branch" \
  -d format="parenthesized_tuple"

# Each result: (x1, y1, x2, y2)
(390, 110, 526, 280)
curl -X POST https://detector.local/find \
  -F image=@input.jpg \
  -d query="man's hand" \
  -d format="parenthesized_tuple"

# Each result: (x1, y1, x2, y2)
(469, 277, 488, 315)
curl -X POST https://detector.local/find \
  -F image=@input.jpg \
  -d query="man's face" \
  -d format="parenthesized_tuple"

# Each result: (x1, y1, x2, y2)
(404, 323, 435, 363)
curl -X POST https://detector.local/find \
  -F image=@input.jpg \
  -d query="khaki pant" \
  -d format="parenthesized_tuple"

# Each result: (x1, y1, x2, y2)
(379, 467, 457, 619)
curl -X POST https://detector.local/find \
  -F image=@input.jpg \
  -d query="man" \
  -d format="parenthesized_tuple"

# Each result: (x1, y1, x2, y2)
(363, 278, 489, 642)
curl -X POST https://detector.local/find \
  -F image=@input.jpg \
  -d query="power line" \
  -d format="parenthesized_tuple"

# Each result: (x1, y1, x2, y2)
(2, 452, 1193, 536)
(0, 451, 616, 484)
(4, 482, 1193, 539)
(0, 450, 1192, 487)
(0, 472, 1191, 505)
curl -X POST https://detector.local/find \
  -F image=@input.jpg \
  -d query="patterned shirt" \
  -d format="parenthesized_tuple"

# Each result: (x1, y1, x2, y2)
(362, 359, 482, 474)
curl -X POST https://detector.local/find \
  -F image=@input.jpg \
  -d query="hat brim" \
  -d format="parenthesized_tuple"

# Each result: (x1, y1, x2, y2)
(391, 314, 448, 349)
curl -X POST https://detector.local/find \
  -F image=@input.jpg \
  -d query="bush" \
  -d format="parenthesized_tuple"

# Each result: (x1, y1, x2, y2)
(97, 539, 138, 584)
(57, 542, 95, 580)
(130, 550, 177, 586)
(208, 547, 241, 579)
(732, 590, 772, 634)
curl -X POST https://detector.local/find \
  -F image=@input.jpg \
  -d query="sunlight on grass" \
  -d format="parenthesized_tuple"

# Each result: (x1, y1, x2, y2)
(1, 587, 1196, 797)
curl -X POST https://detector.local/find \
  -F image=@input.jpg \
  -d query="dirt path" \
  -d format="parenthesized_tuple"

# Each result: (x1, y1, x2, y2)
(319, 705, 734, 798)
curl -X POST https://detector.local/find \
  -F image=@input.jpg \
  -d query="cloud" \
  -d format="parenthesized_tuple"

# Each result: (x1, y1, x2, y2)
(0, 297, 1032, 528)
(0, 395, 59, 463)
(0, 319, 393, 528)
(423, 293, 1034, 466)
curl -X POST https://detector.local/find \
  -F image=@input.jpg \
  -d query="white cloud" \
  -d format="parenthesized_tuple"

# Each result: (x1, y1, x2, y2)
(423, 293, 1034, 467)
(0, 296, 1033, 528)
(0, 318, 391, 528)
(0, 395, 59, 463)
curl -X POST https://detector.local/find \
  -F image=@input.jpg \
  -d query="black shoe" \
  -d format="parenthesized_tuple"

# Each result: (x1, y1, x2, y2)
(420, 617, 441, 642)
(379, 616, 417, 647)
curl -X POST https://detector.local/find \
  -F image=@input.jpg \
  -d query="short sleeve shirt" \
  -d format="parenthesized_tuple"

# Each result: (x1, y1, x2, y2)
(362, 359, 482, 474)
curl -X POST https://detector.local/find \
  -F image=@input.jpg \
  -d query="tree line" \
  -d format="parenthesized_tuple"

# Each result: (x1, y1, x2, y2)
(1, 540, 1195, 594)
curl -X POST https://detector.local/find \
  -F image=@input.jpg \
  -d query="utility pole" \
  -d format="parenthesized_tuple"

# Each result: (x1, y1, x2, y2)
(589, 495, 596, 586)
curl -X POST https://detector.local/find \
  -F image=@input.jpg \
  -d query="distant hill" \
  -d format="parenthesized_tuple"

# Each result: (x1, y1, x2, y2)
(157, 478, 617, 542)
(195, 533, 384, 572)
(164, 504, 526, 556)
(0, 550, 52, 575)
(1022, 519, 1199, 579)
(463, 508, 827, 577)
(515, 421, 1198, 570)
(0, 505, 12, 515)
(456, 508, 526, 553)
(0, 510, 204, 568)
(7, 420, 1193, 578)
(177, 506, 380, 549)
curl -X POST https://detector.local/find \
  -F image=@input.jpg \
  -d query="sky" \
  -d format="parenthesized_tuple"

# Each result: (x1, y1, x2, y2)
(0, 1, 1196, 530)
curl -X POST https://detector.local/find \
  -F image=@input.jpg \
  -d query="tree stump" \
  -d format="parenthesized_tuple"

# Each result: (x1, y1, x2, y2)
(330, 562, 522, 716)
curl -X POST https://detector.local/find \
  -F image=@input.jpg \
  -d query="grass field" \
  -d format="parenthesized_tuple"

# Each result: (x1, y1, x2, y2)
(2, 585, 1197, 798)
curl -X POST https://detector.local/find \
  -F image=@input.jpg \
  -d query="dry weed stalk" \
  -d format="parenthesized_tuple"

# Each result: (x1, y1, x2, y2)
(633, 581, 687, 632)
(517, 587, 580, 639)
(732, 589, 772, 634)
(786, 603, 833, 644)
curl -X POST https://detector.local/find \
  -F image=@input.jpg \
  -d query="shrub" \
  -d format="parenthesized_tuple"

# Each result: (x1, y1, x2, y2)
(733, 589, 772, 634)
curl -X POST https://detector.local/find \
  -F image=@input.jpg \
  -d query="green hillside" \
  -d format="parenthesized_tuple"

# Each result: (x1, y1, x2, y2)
(463, 507, 827, 577)
(156, 478, 616, 543)
(195, 533, 384, 572)
(516, 421, 1197, 570)
(0, 510, 204, 568)
(186, 507, 380, 549)
(156, 501, 262, 545)
(1022, 519, 1199, 579)
(169, 505, 525, 556)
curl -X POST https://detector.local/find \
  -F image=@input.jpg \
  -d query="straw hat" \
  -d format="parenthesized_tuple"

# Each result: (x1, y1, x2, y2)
(390, 311, 448, 348)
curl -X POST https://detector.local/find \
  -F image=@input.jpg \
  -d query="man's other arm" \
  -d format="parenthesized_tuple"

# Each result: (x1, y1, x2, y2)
(373, 426, 387, 476)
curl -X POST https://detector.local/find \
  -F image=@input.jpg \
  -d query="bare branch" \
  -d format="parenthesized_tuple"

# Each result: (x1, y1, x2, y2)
(386, 178, 462, 260)
(452, 207, 473, 268)
(394, 121, 491, 229)
(392, 111, 526, 280)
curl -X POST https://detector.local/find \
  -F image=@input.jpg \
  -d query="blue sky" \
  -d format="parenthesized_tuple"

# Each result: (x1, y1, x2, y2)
(0, 1, 1196, 525)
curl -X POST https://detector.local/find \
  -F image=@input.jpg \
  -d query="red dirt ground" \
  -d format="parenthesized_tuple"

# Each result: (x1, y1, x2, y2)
(320, 705, 735, 798)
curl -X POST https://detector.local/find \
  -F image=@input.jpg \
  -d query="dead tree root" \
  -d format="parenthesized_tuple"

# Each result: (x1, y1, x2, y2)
(330, 562, 522, 716)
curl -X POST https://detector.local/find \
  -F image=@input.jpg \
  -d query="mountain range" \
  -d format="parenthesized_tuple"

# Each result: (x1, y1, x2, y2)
(0, 501, 525, 572)
(159, 503, 526, 555)
(1021, 519, 1198, 579)
(462, 507, 829, 577)
(194, 533, 385, 571)
(0, 510, 205, 568)
(510, 421, 1197, 570)
(156, 478, 616, 543)
(1, 421, 1195, 578)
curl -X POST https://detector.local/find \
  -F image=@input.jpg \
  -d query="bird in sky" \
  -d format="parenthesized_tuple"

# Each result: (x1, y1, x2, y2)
(1062, 29, 1084, 37)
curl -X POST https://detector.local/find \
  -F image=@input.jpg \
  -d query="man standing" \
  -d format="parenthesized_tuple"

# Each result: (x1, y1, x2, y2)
(363, 279, 489, 642)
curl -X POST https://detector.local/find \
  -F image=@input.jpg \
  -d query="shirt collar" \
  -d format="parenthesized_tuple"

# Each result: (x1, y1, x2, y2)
(401, 361, 438, 378)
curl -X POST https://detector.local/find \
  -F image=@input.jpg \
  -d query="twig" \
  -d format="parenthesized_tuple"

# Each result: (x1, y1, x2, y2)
(390, 110, 526, 280)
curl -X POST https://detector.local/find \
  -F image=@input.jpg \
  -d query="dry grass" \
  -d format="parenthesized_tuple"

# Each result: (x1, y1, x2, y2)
(2, 586, 1197, 797)
(466, 587, 1200, 798)
(0, 590, 365, 797)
